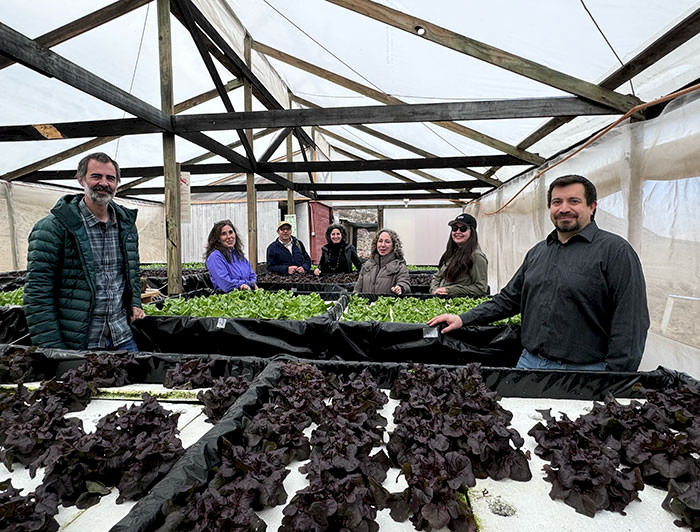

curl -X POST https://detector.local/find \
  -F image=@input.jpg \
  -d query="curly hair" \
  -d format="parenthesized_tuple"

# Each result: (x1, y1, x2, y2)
(438, 226, 479, 282)
(204, 220, 245, 262)
(324, 223, 348, 245)
(371, 228, 404, 260)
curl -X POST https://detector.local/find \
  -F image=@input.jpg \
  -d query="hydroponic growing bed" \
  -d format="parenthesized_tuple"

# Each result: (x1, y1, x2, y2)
(2, 346, 698, 531)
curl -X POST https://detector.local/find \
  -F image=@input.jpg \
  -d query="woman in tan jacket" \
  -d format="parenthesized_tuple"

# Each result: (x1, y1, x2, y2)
(430, 213, 488, 297)
(354, 229, 411, 295)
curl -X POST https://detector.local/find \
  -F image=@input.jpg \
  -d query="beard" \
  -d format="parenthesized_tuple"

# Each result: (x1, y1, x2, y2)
(553, 214, 580, 233)
(82, 182, 114, 206)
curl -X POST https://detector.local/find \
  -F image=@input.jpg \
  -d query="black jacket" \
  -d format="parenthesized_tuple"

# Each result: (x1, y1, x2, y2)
(318, 243, 362, 273)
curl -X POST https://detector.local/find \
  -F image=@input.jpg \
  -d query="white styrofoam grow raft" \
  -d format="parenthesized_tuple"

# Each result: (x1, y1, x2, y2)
(1, 388, 684, 531)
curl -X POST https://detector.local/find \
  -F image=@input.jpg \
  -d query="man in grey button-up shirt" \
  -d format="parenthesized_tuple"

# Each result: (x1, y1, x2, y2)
(428, 175, 650, 372)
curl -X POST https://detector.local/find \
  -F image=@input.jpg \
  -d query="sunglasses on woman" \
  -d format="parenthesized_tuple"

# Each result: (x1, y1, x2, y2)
(451, 225, 470, 233)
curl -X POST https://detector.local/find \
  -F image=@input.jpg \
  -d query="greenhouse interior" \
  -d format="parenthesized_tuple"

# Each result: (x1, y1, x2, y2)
(1, 1, 700, 531)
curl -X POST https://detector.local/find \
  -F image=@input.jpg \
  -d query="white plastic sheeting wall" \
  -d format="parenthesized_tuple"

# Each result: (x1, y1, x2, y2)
(180, 200, 280, 264)
(0, 182, 165, 271)
(384, 208, 463, 267)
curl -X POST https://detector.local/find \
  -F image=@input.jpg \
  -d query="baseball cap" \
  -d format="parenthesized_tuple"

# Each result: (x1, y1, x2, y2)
(448, 213, 477, 230)
(277, 220, 292, 230)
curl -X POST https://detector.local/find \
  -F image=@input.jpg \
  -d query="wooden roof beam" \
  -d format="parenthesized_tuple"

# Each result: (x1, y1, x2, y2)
(0, 0, 153, 70)
(0, 22, 172, 132)
(261, 154, 521, 173)
(330, 145, 471, 207)
(482, 5, 700, 178)
(325, 0, 643, 115)
(173, 0, 256, 165)
(3, 79, 243, 182)
(315, 123, 501, 188)
(254, 40, 544, 166)
(172, 97, 616, 133)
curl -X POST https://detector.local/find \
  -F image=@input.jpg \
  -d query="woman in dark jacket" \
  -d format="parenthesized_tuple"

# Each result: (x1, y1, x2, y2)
(314, 224, 363, 276)
(430, 213, 488, 297)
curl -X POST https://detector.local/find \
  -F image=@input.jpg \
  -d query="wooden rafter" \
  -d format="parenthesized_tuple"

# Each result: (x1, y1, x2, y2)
(0, 22, 171, 132)
(173, 0, 256, 165)
(329, 145, 470, 206)
(2, 79, 243, 182)
(0, 0, 153, 70)
(261, 155, 520, 173)
(170, 97, 616, 134)
(316, 124, 500, 189)
(121, 180, 482, 194)
(482, 5, 700, 178)
(254, 41, 544, 166)
(324, 0, 643, 115)
(0, 23, 307, 194)
(180, 1, 316, 152)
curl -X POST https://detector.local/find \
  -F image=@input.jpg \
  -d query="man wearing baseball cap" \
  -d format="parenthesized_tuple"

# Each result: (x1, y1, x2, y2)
(266, 220, 311, 275)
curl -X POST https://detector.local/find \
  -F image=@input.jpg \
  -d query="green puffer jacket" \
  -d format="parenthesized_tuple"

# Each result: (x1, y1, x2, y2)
(23, 194, 141, 350)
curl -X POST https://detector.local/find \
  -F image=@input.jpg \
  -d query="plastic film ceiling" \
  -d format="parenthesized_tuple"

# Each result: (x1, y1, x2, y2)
(0, 1, 699, 358)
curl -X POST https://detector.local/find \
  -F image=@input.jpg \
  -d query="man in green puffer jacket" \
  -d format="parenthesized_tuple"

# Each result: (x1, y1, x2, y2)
(23, 152, 144, 351)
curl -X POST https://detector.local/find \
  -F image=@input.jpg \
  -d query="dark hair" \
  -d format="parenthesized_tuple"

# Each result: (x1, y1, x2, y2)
(547, 174, 597, 219)
(324, 224, 347, 245)
(438, 226, 479, 282)
(76, 152, 121, 182)
(204, 220, 244, 262)
(371, 228, 404, 260)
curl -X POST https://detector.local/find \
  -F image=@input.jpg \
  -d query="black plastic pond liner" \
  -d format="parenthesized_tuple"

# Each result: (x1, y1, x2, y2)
(110, 355, 700, 532)
(256, 281, 353, 292)
(131, 292, 346, 358)
(0, 344, 270, 384)
(327, 321, 521, 365)
(0, 305, 29, 344)
(0, 270, 25, 291)
(142, 272, 213, 295)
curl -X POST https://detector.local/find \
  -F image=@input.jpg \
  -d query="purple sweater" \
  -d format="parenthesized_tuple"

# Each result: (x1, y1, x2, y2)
(205, 249, 257, 292)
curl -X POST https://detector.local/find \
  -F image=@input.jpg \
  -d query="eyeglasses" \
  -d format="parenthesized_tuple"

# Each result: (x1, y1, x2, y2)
(451, 225, 470, 233)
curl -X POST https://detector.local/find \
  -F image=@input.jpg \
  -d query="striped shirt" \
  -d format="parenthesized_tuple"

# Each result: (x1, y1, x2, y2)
(78, 199, 132, 348)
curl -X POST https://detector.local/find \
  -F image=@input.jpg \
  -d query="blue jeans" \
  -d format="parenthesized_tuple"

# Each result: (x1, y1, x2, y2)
(516, 349, 607, 371)
(102, 336, 139, 352)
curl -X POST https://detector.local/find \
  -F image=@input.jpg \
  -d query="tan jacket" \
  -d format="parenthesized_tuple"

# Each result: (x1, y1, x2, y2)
(354, 252, 411, 294)
(429, 248, 488, 297)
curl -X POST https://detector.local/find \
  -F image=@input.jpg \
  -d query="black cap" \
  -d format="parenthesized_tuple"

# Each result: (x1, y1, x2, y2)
(448, 213, 477, 230)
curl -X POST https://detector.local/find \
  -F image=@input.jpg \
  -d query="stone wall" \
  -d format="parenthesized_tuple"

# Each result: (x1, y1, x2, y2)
(334, 208, 377, 259)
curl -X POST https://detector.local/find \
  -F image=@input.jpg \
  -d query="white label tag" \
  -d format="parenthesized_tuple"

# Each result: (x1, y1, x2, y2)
(423, 327, 439, 338)
(216, 318, 226, 329)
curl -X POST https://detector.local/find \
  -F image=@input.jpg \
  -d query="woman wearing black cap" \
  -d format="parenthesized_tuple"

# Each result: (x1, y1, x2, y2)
(314, 224, 363, 276)
(430, 213, 488, 297)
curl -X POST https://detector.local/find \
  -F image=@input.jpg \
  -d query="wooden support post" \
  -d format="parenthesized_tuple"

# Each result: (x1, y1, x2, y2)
(377, 207, 384, 230)
(287, 103, 295, 215)
(244, 33, 258, 271)
(158, 0, 182, 294)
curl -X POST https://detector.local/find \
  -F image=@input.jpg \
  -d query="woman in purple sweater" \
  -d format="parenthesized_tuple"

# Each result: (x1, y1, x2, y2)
(204, 220, 257, 292)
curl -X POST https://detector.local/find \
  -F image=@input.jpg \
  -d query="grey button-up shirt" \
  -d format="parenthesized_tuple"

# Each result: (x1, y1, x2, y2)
(459, 221, 649, 371)
(78, 199, 132, 348)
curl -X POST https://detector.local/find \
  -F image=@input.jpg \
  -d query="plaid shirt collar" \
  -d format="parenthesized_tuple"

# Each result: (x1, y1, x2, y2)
(78, 196, 117, 228)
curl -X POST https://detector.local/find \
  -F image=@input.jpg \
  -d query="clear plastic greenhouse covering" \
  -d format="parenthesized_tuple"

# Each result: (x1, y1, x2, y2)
(1, 1, 700, 368)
